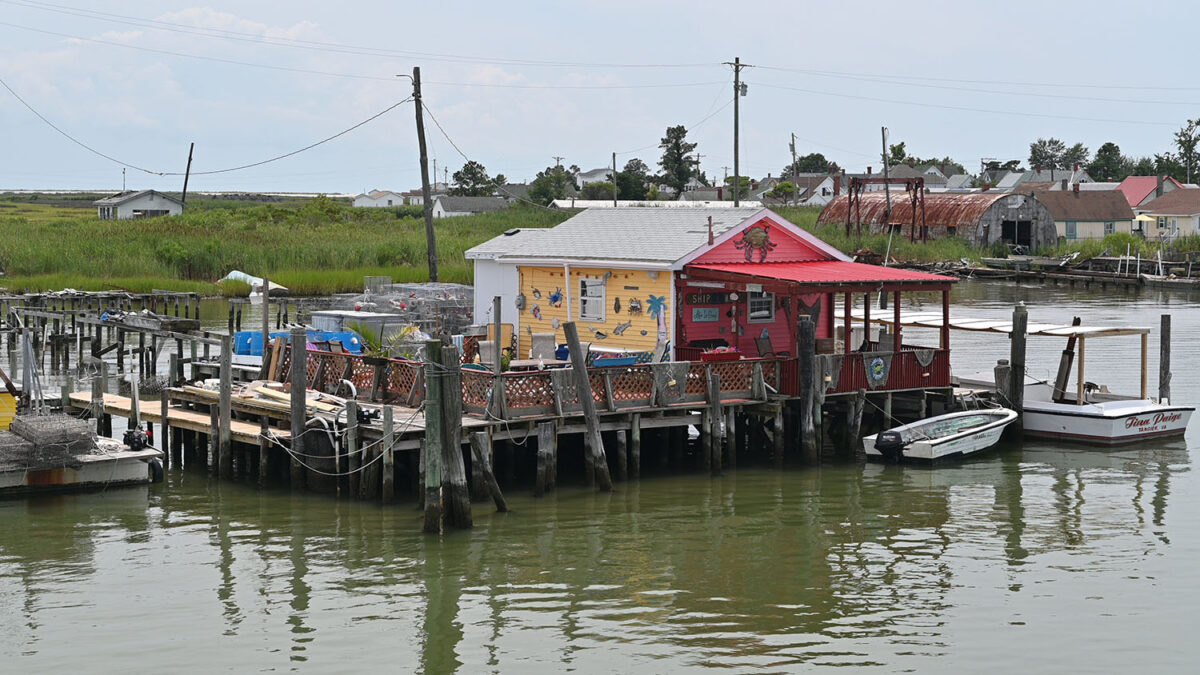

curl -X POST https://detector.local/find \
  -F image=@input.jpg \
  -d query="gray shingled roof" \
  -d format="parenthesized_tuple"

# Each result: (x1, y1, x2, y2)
(435, 195, 509, 213)
(93, 189, 184, 207)
(464, 227, 549, 258)
(470, 207, 763, 264)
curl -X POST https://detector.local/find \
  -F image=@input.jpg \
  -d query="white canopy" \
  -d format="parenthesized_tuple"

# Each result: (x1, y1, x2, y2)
(840, 308, 1149, 338)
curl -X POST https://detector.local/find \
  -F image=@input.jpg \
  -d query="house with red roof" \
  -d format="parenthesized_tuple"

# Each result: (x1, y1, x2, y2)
(1118, 175, 1184, 208)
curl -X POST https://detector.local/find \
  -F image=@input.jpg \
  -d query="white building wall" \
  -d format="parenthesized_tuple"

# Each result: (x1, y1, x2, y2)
(353, 192, 403, 207)
(472, 259, 521, 337)
(112, 193, 182, 219)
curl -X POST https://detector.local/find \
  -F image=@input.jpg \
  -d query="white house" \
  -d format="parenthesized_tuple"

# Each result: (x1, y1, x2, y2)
(94, 190, 184, 220)
(432, 195, 510, 218)
(1137, 188, 1200, 239)
(353, 190, 406, 207)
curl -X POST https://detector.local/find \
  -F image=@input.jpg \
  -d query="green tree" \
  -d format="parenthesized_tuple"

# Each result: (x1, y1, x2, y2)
(614, 158, 650, 200)
(723, 175, 752, 200)
(768, 181, 796, 200)
(1128, 156, 1156, 176)
(528, 165, 576, 204)
(783, 152, 835, 176)
(1089, 142, 1123, 182)
(1029, 137, 1068, 169)
(1154, 153, 1186, 183)
(449, 160, 494, 196)
(1174, 119, 1200, 183)
(580, 181, 615, 200)
(657, 125, 698, 195)
(888, 142, 907, 165)
(1061, 142, 1090, 169)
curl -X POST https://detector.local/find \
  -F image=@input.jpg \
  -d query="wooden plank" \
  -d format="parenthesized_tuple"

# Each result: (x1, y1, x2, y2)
(67, 392, 288, 445)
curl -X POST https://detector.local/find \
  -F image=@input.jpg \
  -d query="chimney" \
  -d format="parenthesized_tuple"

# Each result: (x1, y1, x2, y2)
(1036, 164, 1042, 173)
(867, 166, 873, 175)
(1073, 183, 1080, 197)
(1073, 163, 1079, 172)
(707, 216, 714, 245)
(833, 174, 841, 196)
(1061, 178, 1068, 191)
(717, 186, 724, 201)
(1157, 175, 1165, 198)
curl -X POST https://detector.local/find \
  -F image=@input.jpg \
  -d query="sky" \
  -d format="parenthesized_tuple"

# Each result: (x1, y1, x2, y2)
(0, 0, 1196, 194)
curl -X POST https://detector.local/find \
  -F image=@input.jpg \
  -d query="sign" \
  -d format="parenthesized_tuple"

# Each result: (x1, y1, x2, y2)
(686, 292, 727, 305)
(746, 283, 763, 293)
(691, 307, 720, 322)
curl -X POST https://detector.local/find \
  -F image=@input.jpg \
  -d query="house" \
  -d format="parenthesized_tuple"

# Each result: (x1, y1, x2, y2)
(94, 190, 184, 220)
(765, 173, 839, 206)
(465, 207, 956, 398)
(353, 190, 406, 208)
(1022, 187, 1135, 240)
(432, 195, 509, 218)
(887, 164, 947, 189)
(1137, 188, 1200, 239)
(1118, 175, 1184, 208)
(945, 174, 975, 191)
(400, 182, 448, 206)
(576, 167, 613, 186)
(818, 192, 1058, 251)
(1021, 165, 1093, 187)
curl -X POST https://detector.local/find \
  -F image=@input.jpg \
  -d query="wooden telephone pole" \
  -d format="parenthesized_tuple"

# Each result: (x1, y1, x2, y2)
(724, 57, 752, 206)
(181, 142, 194, 205)
(411, 66, 438, 282)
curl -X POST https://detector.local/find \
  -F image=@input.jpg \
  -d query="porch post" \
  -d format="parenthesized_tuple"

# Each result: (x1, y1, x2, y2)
(863, 291, 871, 347)
(940, 289, 950, 350)
(892, 291, 902, 352)
(842, 293, 852, 354)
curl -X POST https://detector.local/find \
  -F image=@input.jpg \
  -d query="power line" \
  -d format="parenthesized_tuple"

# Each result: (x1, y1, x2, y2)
(748, 80, 1177, 127)
(0, 73, 412, 175)
(0, 20, 724, 90)
(1, 0, 718, 69)
(755, 64, 1200, 93)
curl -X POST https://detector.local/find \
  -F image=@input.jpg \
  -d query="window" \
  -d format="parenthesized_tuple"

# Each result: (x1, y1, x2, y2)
(1104, 221, 1115, 235)
(1158, 216, 1167, 230)
(578, 277, 606, 321)
(888, 224, 903, 235)
(747, 291, 774, 323)
(947, 226, 958, 236)
(1065, 221, 1077, 239)
(387, 199, 393, 206)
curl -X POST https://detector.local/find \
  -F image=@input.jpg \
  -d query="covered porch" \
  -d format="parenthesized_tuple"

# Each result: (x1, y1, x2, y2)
(675, 261, 956, 397)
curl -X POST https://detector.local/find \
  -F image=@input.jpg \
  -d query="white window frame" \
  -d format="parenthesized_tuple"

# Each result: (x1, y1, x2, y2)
(747, 291, 775, 323)
(578, 276, 606, 322)
(1065, 221, 1077, 239)
(1103, 221, 1115, 235)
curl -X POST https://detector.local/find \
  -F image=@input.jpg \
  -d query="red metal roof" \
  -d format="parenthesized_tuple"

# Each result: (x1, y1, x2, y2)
(816, 192, 1009, 227)
(1118, 176, 1183, 207)
(686, 261, 956, 286)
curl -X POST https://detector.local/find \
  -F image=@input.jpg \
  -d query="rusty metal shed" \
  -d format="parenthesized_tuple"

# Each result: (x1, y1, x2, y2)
(817, 191, 1058, 250)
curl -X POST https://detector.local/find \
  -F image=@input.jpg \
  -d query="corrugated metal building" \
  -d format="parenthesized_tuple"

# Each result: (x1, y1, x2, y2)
(816, 192, 1058, 250)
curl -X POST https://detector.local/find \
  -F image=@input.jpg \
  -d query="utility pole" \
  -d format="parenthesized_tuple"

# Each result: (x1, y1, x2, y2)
(612, 151, 618, 207)
(552, 156, 564, 168)
(181, 142, 194, 206)
(881, 126, 892, 227)
(122, 167, 126, 191)
(790, 133, 798, 206)
(411, 66, 438, 282)
(724, 57, 752, 207)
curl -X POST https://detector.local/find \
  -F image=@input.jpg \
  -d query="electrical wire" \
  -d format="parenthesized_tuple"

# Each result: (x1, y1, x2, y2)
(0, 73, 412, 175)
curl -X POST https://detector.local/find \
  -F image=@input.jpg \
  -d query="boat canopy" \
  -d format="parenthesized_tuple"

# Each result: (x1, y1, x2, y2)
(839, 308, 1150, 338)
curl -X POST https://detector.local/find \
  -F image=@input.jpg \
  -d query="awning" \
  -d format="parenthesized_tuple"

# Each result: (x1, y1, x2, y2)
(685, 261, 956, 286)
(838, 307, 1149, 338)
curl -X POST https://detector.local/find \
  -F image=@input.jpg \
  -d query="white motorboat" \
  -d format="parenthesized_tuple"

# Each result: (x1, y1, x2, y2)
(957, 375, 1193, 445)
(1, 438, 163, 496)
(863, 408, 1018, 462)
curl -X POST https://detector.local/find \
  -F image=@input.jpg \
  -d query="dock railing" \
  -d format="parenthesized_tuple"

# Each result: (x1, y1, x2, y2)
(282, 346, 781, 421)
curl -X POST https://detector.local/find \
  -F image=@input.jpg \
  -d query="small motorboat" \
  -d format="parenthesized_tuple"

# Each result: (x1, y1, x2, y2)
(863, 408, 1018, 462)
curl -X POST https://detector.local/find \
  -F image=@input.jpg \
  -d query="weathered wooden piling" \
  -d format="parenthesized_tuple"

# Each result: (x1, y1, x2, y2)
(381, 406, 395, 503)
(707, 370, 722, 475)
(288, 327, 306, 489)
(470, 431, 508, 512)
(218, 335, 233, 479)
(1160, 314, 1171, 403)
(630, 414, 641, 479)
(422, 339, 444, 533)
(440, 345, 471, 528)
(798, 315, 818, 464)
(346, 399, 359, 496)
(535, 421, 555, 497)
(1008, 302, 1028, 434)
(563, 321, 612, 491)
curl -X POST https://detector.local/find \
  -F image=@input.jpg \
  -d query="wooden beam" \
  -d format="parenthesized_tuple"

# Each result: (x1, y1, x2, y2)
(563, 321, 612, 491)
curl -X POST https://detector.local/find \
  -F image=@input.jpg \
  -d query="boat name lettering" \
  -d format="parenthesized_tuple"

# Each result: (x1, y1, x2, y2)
(1125, 412, 1183, 430)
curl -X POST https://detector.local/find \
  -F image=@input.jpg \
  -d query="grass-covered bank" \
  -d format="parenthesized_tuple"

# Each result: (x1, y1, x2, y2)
(0, 196, 571, 294)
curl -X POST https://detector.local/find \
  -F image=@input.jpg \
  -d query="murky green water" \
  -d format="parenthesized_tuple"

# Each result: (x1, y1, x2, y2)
(2, 281, 1197, 672)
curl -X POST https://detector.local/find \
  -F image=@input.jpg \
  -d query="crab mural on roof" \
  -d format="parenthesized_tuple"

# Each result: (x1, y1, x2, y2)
(733, 223, 777, 263)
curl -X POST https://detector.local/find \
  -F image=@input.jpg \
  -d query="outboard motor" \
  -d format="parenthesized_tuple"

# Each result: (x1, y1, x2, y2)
(874, 430, 907, 463)
(123, 427, 150, 451)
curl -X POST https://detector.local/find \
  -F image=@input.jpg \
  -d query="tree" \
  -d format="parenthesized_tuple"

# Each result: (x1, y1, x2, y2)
(449, 160, 494, 196)
(1089, 142, 1123, 182)
(1174, 119, 1200, 183)
(580, 181, 615, 200)
(723, 175, 752, 200)
(528, 164, 576, 204)
(493, 173, 507, 186)
(1154, 152, 1186, 183)
(888, 142, 907, 165)
(1061, 142, 1090, 170)
(1128, 156, 1156, 177)
(657, 125, 698, 196)
(783, 152, 836, 176)
(614, 158, 650, 200)
(1029, 138, 1068, 169)
(768, 181, 796, 200)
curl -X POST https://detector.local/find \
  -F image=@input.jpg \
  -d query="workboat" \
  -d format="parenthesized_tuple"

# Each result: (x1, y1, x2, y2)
(841, 304, 1194, 446)
(863, 408, 1018, 462)
(957, 374, 1193, 445)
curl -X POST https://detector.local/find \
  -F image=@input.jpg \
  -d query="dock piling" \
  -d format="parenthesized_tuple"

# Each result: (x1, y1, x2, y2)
(563, 321, 612, 491)
(1160, 314, 1172, 403)
(470, 431, 508, 512)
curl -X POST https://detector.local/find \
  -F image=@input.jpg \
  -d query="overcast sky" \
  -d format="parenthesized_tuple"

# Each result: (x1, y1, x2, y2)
(0, 1, 1194, 194)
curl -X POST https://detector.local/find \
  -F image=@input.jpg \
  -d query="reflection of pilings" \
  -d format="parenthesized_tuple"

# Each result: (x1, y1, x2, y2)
(1152, 459, 1171, 542)
(287, 518, 312, 663)
(420, 541, 464, 673)
(998, 450, 1027, 567)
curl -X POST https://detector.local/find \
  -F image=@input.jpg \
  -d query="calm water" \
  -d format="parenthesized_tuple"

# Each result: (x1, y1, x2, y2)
(2, 282, 1197, 672)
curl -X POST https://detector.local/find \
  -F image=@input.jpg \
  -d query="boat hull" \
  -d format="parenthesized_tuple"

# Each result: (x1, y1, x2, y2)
(863, 409, 1018, 462)
(0, 448, 161, 496)
(1022, 401, 1193, 445)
